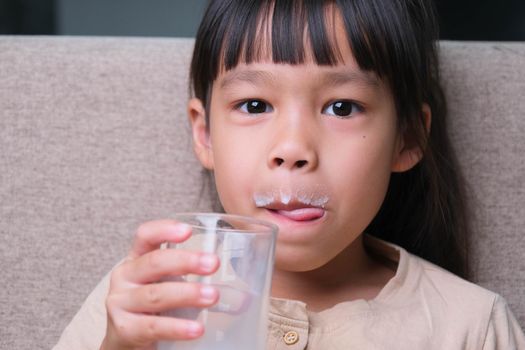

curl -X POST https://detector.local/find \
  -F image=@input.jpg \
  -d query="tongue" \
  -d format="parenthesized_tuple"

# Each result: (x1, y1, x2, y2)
(276, 208, 325, 221)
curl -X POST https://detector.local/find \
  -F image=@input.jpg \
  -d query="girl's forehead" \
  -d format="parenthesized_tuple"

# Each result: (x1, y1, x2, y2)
(214, 7, 378, 89)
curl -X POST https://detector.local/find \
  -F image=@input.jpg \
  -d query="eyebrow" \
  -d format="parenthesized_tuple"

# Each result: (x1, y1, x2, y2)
(219, 70, 277, 90)
(320, 70, 380, 88)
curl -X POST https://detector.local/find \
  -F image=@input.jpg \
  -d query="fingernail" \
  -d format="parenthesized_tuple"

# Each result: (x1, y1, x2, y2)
(186, 322, 203, 337)
(172, 224, 191, 236)
(200, 254, 217, 271)
(200, 285, 217, 303)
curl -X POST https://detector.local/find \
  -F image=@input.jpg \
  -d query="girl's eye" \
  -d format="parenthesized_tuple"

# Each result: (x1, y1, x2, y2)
(322, 100, 363, 118)
(237, 100, 273, 114)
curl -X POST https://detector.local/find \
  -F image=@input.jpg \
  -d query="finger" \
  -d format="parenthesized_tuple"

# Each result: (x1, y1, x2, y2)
(111, 311, 205, 345)
(128, 220, 192, 259)
(117, 281, 219, 313)
(119, 249, 220, 284)
(209, 285, 251, 315)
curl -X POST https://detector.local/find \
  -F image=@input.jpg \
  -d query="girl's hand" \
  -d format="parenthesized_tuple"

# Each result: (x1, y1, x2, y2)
(100, 220, 220, 350)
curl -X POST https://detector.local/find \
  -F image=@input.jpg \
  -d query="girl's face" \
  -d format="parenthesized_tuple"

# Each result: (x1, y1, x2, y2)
(189, 21, 422, 273)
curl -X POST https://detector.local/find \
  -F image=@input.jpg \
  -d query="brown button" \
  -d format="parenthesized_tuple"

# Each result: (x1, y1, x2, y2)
(283, 330, 299, 345)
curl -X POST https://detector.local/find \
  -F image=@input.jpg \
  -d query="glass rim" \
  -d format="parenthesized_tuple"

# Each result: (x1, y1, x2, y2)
(173, 212, 279, 236)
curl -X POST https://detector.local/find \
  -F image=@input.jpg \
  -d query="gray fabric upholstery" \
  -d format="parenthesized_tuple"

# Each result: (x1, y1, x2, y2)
(440, 43, 525, 307)
(0, 36, 523, 349)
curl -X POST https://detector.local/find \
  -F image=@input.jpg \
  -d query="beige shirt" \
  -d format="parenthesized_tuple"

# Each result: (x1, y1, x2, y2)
(54, 236, 525, 349)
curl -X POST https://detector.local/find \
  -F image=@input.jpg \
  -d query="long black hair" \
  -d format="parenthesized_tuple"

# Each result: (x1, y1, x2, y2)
(190, 0, 470, 279)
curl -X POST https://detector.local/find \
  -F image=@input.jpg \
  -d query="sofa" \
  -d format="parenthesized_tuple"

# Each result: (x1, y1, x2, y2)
(0, 36, 524, 349)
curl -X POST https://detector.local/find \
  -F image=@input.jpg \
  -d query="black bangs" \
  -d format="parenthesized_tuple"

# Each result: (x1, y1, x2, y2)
(219, 0, 345, 70)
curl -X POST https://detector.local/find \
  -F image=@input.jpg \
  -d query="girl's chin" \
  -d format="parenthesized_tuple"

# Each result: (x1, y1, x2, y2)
(272, 248, 327, 272)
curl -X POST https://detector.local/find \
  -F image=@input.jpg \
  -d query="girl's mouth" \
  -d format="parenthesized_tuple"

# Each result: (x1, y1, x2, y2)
(267, 207, 325, 222)
(253, 188, 330, 223)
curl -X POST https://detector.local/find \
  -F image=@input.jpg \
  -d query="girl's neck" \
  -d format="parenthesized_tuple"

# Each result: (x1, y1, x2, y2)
(270, 235, 397, 312)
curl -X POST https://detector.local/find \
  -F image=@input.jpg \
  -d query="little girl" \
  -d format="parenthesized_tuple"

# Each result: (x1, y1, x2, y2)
(55, 0, 525, 349)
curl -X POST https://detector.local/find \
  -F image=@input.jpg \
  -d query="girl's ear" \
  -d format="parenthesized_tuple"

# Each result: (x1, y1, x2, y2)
(188, 98, 214, 170)
(391, 103, 431, 172)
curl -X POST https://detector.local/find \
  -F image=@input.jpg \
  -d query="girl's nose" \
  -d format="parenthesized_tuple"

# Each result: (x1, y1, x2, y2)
(267, 130, 319, 172)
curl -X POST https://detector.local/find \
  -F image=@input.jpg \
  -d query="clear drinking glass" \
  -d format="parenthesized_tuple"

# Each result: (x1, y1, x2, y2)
(157, 213, 278, 350)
